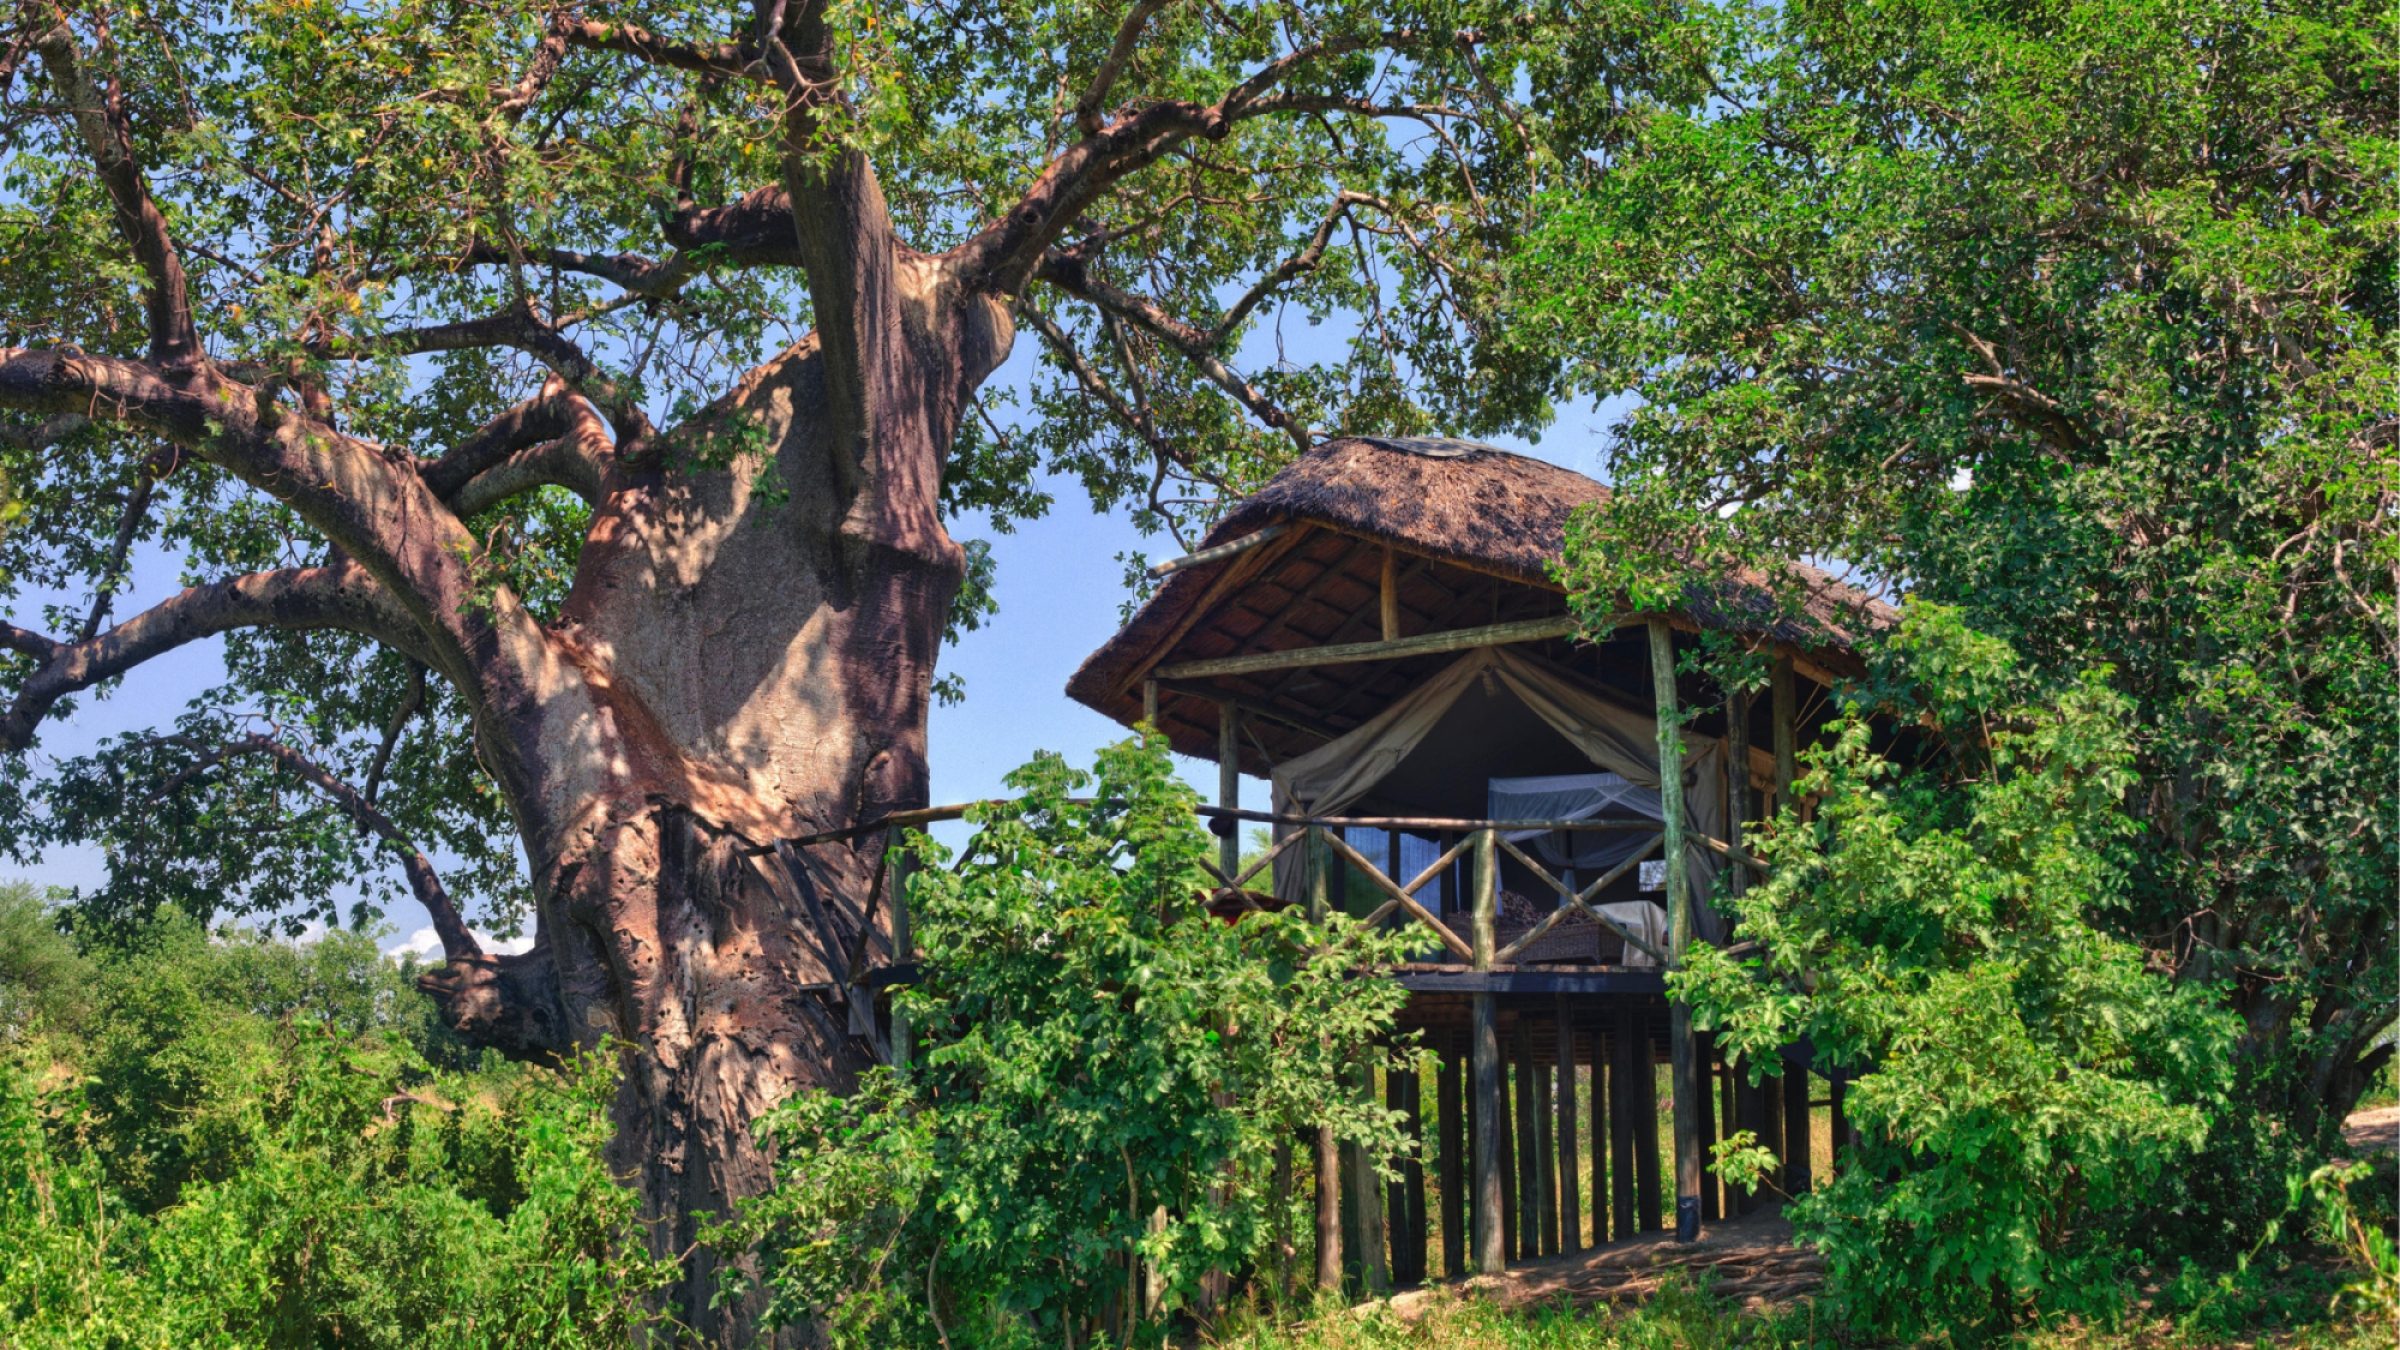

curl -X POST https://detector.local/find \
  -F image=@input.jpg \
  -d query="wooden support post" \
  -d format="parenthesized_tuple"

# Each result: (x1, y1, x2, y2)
(888, 848, 915, 1071)
(1724, 1053, 1752, 1215)
(1727, 689, 1751, 905)
(1630, 1016, 1663, 1233)
(1439, 1040, 1465, 1278)
(1535, 1059, 1558, 1257)
(1310, 832, 1342, 1291)
(1404, 1067, 1429, 1283)
(1784, 1051, 1814, 1197)
(1468, 830, 1505, 1275)
(1696, 1032, 1720, 1222)
(1141, 678, 1159, 728)
(1735, 1074, 1762, 1216)
(1829, 1070, 1849, 1178)
(1348, 1071, 1389, 1293)
(1380, 547, 1402, 641)
(1555, 1004, 1582, 1255)
(1513, 1018, 1540, 1261)
(1217, 702, 1241, 883)
(1498, 1047, 1518, 1264)
(1759, 1059, 1787, 1194)
(1588, 1017, 1608, 1245)
(1772, 655, 1799, 820)
(1648, 617, 1703, 1242)
(1609, 1012, 1637, 1240)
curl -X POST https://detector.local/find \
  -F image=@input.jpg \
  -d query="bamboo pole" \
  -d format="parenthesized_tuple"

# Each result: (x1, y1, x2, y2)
(1469, 829, 1504, 1274)
(1649, 617, 1703, 1242)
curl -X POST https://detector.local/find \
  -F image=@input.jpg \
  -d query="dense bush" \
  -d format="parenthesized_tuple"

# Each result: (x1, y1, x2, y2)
(717, 737, 1423, 1347)
(1675, 607, 2241, 1336)
(0, 902, 675, 1347)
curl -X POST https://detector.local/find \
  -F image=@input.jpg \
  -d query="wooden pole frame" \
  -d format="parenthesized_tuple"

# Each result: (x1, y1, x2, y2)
(1554, 1001, 1582, 1255)
(1649, 617, 1704, 1242)
(1153, 613, 1594, 682)
(1468, 828, 1505, 1275)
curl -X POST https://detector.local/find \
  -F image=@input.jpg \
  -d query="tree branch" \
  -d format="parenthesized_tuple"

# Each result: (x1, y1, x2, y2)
(1, 562, 429, 751)
(1074, 0, 1173, 134)
(169, 730, 480, 959)
(1032, 253, 1308, 447)
(30, 22, 200, 365)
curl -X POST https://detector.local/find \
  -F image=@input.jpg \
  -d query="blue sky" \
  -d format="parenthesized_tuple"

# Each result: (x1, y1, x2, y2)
(7, 337, 1626, 956)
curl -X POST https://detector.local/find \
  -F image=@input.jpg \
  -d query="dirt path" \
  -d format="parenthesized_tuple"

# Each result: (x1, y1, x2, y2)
(1371, 1103, 2400, 1321)
(1380, 1204, 1823, 1320)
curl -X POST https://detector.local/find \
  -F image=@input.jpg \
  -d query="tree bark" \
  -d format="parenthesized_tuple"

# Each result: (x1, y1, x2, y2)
(418, 252, 1015, 1341)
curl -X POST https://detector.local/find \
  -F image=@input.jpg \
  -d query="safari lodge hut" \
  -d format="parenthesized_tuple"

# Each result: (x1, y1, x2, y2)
(1063, 435, 1893, 1288)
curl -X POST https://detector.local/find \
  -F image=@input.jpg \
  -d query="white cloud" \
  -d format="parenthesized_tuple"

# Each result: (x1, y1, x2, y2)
(382, 925, 536, 962)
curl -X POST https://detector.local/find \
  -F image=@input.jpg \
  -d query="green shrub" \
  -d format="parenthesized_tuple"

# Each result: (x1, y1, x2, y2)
(719, 736, 1423, 1347)
(0, 920, 676, 1347)
(1675, 606, 2240, 1337)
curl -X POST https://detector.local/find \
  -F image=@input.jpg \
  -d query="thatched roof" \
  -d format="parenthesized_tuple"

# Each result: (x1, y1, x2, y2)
(1066, 436, 1892, 768)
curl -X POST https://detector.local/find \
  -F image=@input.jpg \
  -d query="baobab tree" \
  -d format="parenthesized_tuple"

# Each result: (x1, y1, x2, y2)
(0, 0, 1676, 1327)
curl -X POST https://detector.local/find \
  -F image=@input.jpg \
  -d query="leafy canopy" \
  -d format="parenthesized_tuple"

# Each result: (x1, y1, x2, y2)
(715, 736, 1422, 1346)
(1527, 0, 2395, 1133)
(1676, 606, 2240, 1335)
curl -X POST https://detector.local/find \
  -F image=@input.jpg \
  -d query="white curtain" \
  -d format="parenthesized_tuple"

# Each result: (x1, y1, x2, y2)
(1266, 645, 1731, 941)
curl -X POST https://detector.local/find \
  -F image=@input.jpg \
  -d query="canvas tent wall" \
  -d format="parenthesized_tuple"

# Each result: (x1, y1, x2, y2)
(1268, 645, 1733, 943)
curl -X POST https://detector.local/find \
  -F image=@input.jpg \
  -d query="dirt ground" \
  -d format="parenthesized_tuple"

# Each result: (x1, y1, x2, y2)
(1372, 1104, 2400, 1320)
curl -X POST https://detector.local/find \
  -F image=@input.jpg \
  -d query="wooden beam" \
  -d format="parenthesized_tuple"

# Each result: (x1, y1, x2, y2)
(1380, 547, 1401, 641)
(1153, 613, 1590, 682)
(1114, 521, 1307, 700)
(1650, 617, 1704, 1243)
(1146, 522, 1290, 578)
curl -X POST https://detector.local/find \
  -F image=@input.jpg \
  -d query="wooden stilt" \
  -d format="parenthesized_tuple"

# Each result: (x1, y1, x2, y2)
(1310, 832, 1342, 1291)
(1316, 1121, 1343, 1290)
(1555, 1003, 1582, 1255)
(1535, 1059, 1557, 1257)
(1649, 617, 1703, 1242)
(1696, 1032, 1720, 1222)
(1758, 1061, 1787, 1197)
(1829, 1070, 1849, 1178)
(1630, 1016, 1663, 1233)
(1498, 1041, 1518, 1264)
(1439, 1040, 1464, 1278)
(1217, 703, 1241, 882)
(1468, 830, 1505, 1276)
(1735, 1073, 1762, 1216)
(1513, 1017, 1540, 1260)
(1405, 1067, 1429, 1283)
(1784, 1052, 1814, 1197)
(1725, 1053, 1753, 1215)
(1349, 1069, 1389, 1293)
(1386, 1069, 1412, 1285)
(1588, 1017, 1608, 1245)
(1609, 1014, 1637, 1241)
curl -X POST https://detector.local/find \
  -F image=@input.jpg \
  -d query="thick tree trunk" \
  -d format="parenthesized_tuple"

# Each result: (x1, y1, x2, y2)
(422, 259, 1013, 1343)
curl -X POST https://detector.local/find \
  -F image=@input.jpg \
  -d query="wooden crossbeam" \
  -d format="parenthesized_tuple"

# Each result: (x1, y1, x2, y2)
(1154, 614, 1586, 682)
(1492, 836, 1667, 964)
(1319, 828, 1474, 960)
